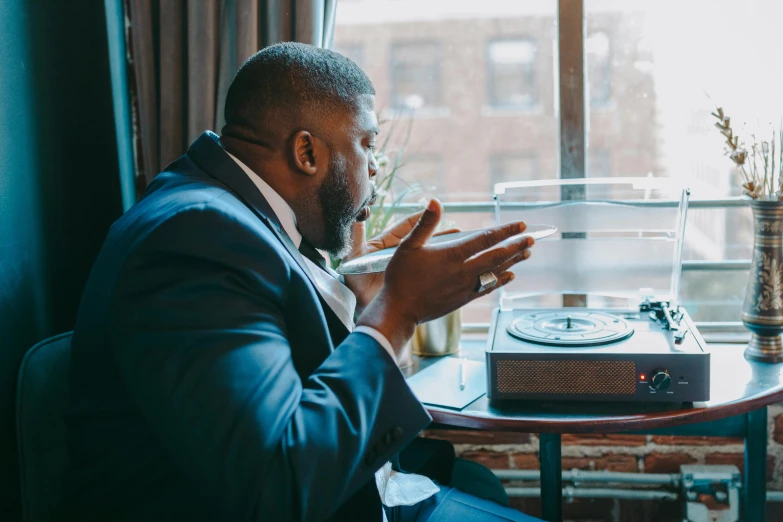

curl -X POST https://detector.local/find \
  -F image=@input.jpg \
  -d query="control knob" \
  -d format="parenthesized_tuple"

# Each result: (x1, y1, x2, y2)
(650, 369, 672, 391)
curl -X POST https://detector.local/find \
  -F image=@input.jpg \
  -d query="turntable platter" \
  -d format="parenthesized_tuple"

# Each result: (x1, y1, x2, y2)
(507, 311, 634, 346)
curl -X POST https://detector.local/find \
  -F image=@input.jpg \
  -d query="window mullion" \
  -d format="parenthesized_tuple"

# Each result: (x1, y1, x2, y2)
(558, 0, 587, 307)
(557, 0, 586, 181)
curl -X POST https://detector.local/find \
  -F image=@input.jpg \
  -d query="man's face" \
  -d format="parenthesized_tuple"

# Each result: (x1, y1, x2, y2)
(317, 95, 379, 258)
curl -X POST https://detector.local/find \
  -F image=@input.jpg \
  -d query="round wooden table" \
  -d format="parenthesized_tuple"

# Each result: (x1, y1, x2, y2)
(406, 341, 783, 522)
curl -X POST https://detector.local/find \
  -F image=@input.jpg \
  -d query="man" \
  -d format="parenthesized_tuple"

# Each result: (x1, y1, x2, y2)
(58, 43, 538, 521)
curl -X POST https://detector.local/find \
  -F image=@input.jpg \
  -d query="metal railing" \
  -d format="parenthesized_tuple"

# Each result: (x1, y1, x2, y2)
(389, 196, 751, 214)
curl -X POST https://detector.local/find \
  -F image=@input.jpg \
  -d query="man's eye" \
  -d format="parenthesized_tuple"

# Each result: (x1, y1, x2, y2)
(368, 144, 376, 151)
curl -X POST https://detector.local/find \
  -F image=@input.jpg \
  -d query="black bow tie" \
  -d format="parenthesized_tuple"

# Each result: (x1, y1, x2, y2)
(298, 238, 328, 272)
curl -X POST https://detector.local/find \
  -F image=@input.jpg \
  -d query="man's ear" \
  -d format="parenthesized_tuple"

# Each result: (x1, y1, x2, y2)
(291, 130, 324, 177)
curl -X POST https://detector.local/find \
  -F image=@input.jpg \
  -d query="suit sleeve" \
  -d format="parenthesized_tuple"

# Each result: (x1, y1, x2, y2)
(107, 204, 432, 522)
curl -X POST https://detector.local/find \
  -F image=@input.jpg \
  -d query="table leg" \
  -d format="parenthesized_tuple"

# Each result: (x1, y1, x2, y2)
(539, 433, 563, 522)
(745, 408, 768, 522)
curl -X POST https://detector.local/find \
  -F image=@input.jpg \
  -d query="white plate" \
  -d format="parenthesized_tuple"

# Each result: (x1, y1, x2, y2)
(336, 224, 557, 275)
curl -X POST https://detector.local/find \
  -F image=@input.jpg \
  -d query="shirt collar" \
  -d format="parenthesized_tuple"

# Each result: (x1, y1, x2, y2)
(224, 150, 302, 248)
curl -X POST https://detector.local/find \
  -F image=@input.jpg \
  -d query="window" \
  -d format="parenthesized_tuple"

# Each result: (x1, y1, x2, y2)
(586, 31, 611, 106)
(490, 153, 540, 186)
(587, 149, 611, 177)
(334, 1, 557, 325)
(402, 155, 444, 191)
(333, 0, 775, 327)
(390, 42, 442, 110)
(487, 40, 538, 109)
(333, 43, 364, 69)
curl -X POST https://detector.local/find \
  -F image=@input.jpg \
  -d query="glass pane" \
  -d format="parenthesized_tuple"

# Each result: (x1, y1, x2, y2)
(684, 207, 753, 261)
(488, 40, 538, 108)
(334, 0, 559, 209)
(585, 0, 783, 197)
(495, 178, 688, 305)
(401, 155, 444, 190)
(679, 206, 753, 324)
(681, 270, 748, 323)
(490, 153, 540, 185)
(585, 31, 611, 106)
(584, 0, 777, 324)
(390, 42, 443, 109)
(332, 42, 365, 69)
(335, 0, 559, 324)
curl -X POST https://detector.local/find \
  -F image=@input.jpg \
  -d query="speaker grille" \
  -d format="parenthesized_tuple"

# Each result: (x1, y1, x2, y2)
(496, 360, 637, 395)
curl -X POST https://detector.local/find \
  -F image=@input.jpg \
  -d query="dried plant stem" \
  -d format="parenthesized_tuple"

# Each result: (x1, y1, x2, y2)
(711, 106, 760, 198)
(762, 140, 771, 196)
(772, 131, 777, 197)
(779, 124, 783, 199)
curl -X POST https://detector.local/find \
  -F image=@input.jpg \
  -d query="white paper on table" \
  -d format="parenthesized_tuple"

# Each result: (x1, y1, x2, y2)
(406, 357, 486, 409)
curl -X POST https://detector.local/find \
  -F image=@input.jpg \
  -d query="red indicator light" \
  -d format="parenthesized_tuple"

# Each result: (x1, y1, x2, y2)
(640, 374, 646, 380)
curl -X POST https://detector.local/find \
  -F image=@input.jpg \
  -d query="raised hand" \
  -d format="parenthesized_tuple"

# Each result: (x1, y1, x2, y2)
(356, 199, 534, 354)
(343, 210, 459, 313)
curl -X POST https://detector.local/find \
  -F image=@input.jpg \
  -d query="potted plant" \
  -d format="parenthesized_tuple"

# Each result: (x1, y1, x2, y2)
(712, 107, 783, 362)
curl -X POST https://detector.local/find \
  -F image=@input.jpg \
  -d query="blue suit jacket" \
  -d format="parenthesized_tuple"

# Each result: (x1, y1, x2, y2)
(58, 132, 431, 522)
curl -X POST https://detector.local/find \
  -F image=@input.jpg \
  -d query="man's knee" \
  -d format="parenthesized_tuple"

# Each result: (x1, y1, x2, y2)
(395, 486, 543, 522)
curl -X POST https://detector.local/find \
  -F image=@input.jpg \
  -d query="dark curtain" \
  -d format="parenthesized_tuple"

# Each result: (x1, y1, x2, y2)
(126, 0, 337, 193)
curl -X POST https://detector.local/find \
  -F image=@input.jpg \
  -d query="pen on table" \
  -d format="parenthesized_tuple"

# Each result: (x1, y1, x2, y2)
(458, 358, 465, 391)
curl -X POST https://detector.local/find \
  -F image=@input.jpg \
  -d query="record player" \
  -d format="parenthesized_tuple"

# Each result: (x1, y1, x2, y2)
(485, 177, 710, 403)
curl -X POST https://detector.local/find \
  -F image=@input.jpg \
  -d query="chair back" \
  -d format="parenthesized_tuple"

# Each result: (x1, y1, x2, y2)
(16, 332, 72, 522)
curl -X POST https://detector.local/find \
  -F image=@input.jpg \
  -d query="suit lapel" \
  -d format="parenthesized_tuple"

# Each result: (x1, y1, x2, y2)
(186, 131, 350, 343)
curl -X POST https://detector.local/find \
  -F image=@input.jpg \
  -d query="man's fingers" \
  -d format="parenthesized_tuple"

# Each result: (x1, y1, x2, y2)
(493, 248, 532, 275)
(384, 210, 426, 240)
(433, 227, 461, 237)
(402, 199, 442, 249)
(464, 235, 534, 274)
(348, 220, 368, 257)
(457, 221, 527, 258)
(367, 210, 425, 251)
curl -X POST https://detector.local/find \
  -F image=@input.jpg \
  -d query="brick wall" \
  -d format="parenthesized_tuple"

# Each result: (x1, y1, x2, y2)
(422, 404, 783, 521)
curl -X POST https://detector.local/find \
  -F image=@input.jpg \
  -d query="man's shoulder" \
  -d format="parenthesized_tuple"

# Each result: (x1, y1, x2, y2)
(95, 164, 292, 284)
(116, 167, 270, 247)
(131, 161, 241, 228)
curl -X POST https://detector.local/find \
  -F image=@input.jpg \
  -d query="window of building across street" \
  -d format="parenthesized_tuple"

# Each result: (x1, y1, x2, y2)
(390, 42, 442, 111)
(487, 40, 538, 109)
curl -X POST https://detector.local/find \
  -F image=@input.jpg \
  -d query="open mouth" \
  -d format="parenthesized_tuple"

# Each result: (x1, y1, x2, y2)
(356, 192, 377, 222)
(356, 207, 371, 222)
